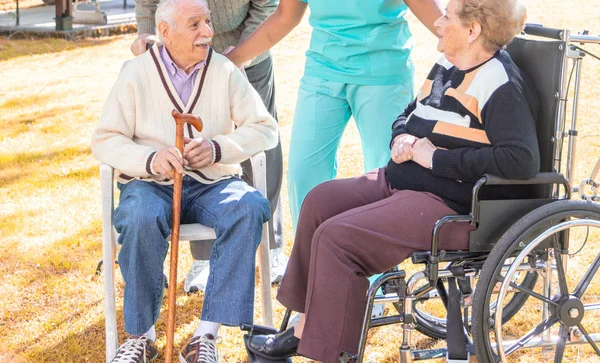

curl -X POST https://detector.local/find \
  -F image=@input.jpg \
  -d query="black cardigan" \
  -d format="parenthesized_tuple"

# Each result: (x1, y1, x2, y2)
(386, 50, 540, 214)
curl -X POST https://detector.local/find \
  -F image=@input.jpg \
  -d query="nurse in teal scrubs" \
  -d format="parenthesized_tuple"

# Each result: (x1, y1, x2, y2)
(228, 0, 442, 228)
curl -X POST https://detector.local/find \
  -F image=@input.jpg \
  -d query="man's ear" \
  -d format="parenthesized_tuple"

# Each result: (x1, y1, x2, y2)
(158, 22, 170, 44)
(467, 22, 482, 44)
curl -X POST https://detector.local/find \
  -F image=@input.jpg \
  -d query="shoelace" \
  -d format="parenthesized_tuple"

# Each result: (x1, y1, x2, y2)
(190, 335, 221, 363)
(111, 337, 149, 363)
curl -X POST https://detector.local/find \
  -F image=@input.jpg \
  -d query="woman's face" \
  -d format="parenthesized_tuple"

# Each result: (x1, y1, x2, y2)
(434, 0, 471, 59)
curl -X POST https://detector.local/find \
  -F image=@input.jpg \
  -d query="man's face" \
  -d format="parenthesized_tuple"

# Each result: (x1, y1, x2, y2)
(163, 0, 213, 70)
(433, 0, 470, 57)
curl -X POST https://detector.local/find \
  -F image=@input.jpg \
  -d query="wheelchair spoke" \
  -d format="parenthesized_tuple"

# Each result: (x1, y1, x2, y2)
(508, 281, 559, 306)
(577, 323, 600, 356)
(554, 324, 568, 363)
(574, 253, 600, 298)
(552, 241, 569, 296)
(504, 316, 559, 356)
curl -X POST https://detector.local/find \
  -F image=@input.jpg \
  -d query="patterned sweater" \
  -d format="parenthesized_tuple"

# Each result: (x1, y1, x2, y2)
(135, 0, 279, 67)
(91, 45, 278, 185)
(386, 50, 540, 214)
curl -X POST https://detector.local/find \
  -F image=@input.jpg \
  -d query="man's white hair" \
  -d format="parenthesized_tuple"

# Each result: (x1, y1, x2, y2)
(155, 0, 208, 42)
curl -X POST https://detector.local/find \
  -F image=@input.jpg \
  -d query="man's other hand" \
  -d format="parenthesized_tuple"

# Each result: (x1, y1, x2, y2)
(183, 137, 213, 169)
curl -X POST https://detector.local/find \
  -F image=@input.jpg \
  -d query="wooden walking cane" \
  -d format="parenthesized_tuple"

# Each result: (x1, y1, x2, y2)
(165, 109, 203, 363)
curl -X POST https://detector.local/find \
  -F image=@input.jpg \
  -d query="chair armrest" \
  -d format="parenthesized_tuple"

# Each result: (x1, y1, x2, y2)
(250, 151, 267, 198)
(100, 163, 115, 221)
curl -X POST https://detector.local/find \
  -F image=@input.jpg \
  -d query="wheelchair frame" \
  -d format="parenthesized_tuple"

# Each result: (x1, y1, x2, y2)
(359, 25, 600, 363)
(243, 24, 600, 363)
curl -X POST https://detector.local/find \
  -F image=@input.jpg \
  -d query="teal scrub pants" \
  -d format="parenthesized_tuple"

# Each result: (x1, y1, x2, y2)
(288, 75, 414, 230)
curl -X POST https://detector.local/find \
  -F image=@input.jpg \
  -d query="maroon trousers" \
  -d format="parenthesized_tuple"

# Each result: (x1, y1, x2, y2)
(276, 168, 473, 363)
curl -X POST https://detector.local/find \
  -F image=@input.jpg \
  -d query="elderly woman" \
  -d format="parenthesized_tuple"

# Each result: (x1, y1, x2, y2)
(247, 0, 539, 362)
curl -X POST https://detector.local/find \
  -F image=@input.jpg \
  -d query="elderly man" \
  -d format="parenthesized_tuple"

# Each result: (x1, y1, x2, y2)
(132, 0, 287, 293)
(91, 0, 277, 361)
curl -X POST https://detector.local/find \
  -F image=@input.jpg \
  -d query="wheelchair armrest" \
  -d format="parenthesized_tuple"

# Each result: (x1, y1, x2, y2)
(470, 172, 570, 219)
(481, 172, 567, 186)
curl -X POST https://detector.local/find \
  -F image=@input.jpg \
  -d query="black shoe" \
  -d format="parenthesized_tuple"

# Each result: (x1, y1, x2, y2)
(247, 327, 300, 360)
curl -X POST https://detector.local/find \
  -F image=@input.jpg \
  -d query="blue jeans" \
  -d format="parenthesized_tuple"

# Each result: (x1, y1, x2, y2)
(114, 176, 270, 336)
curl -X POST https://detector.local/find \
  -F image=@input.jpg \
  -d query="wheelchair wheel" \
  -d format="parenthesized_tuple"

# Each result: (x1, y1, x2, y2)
(472, 200, 600, 362)
(393, 268, 537, 340)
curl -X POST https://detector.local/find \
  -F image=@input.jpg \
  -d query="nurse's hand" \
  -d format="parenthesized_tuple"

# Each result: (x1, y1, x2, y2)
(223, 46, 251, 69)
(130, 33, 158, 56)
(391, 134, 416, 164)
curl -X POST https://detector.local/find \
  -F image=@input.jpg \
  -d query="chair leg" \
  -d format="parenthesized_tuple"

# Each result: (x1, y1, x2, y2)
(101, 164, 118, 362)
(258, 221, 274, 327)
(103, 227, 118, 361)
(252, 152, 273, 328)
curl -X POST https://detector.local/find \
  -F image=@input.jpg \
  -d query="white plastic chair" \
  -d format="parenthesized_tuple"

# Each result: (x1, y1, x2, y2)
(100, 152, 273, 362)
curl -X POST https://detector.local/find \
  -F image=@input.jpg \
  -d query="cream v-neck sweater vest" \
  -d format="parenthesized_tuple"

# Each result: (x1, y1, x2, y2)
(91, 44, 278, 185)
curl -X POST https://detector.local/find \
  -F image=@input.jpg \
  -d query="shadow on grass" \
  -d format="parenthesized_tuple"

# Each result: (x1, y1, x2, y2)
(0, 145, 92, 188)
(0, 93, 55, 110)
(0, 37, 122, 62)
(0, 145, 89, 169)
(14, 281, 220, 362)
(1, 104, 87, 139)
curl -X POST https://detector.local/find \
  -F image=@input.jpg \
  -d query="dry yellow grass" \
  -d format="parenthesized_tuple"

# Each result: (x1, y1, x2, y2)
(1, 0, 599, 362)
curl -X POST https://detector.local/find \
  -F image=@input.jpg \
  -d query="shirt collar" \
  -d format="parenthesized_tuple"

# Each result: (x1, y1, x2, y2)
(160, 45, 206, 78)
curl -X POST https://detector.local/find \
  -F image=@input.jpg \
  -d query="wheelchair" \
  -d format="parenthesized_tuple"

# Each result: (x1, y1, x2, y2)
(242, 24, 600, 363)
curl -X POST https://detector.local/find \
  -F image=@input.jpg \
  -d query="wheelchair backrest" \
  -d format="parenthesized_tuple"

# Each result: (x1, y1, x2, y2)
(468, 37, 567, 253)
(505, 37, 566, 178)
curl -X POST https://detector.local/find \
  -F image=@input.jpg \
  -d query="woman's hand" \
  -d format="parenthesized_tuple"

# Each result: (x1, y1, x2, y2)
(183, 137, 213, 169)
(412, 137, 437, 169)
(391, 134, 417, 164)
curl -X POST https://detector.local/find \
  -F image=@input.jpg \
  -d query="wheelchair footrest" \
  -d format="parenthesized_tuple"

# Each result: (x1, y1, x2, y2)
(243, 334, 292, 363)
(240, 323, 279, 335)
(446, 353, 470, 363)
(410, 250, 486, 264)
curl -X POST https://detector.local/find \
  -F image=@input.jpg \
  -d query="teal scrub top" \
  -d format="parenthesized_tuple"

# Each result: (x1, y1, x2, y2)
(298, 0, 414, 86)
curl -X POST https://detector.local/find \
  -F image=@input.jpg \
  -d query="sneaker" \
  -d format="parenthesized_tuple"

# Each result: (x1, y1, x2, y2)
(269, 248, 288, 285)
(179, 334, 221, 363)
(110, 336, 158, 363)
(184, 260, 210, 293)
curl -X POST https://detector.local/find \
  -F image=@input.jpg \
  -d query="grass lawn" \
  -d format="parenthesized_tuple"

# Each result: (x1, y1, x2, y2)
(1, 0, 600, 362)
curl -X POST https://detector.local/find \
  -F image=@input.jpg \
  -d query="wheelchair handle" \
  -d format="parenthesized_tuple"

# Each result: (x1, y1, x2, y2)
(523, 24, 564, 40)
